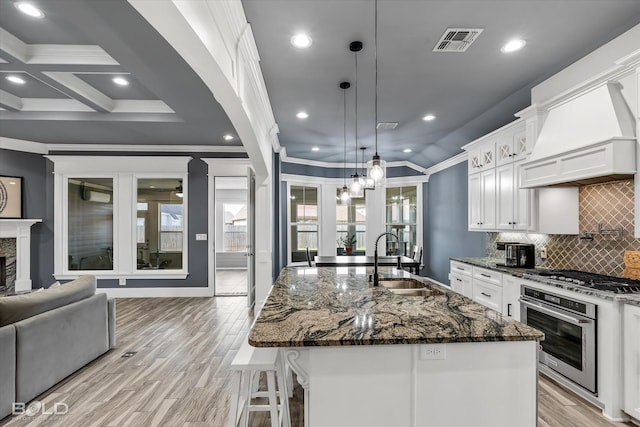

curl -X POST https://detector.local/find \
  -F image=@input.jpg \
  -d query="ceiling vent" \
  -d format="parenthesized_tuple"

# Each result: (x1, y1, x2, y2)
(377, 122, 398, 130)
(433, 28, 483, 52)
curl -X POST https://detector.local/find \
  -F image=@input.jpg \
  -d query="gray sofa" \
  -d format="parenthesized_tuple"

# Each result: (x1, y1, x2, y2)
(0, 276, 115, 420)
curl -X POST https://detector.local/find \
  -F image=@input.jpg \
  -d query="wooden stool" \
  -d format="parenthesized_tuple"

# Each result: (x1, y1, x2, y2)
(229, 339, 291, 427)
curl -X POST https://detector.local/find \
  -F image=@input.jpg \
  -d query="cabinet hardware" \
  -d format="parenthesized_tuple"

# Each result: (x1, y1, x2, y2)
(507, 303, 512, 316)
(480, 273, 491, 278)
(481, 292, 491, 298)
(456, 267, 464, 270)
(456, 278, 462, 282)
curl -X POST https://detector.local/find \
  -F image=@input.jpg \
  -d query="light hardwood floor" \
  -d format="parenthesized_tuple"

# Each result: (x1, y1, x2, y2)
(215, 270, 248, 295)
(0, 297, 633, 427)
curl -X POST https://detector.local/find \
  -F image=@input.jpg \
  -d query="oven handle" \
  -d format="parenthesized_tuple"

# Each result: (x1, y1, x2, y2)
(520, 298, 592, 325)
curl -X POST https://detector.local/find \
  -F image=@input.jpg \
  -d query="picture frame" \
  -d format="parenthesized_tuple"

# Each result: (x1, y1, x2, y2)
(0, 175, 23, 219)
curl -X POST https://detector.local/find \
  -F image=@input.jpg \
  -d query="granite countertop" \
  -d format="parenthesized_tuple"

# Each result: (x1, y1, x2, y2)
(249, 266, 544, 347)
(451, 257, 640, 305)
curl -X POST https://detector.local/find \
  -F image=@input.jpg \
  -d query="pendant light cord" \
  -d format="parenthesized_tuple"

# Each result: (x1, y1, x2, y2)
(354, 50, 359, 172)
(343, 85, 347, 186)
(374, 0, 378, 157)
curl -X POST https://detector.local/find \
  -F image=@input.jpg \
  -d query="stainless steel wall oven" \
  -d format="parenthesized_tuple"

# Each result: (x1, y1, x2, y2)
(520, 286, 597, 394)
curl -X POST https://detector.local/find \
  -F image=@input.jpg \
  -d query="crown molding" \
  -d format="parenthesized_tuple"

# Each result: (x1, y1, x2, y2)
(28, 45, 118, 65)
(47, 144, 246, 153)
(280, 153, 427, 174)
(0, 137, 49, 154)
(424, 152, 467, 176)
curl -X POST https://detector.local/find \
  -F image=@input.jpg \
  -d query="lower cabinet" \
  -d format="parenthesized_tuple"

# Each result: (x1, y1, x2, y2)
(451, 273, 472, 298)
(501, 275, 522, 321)
(472, 278, 502, 312)
(624, 304, 640, 421)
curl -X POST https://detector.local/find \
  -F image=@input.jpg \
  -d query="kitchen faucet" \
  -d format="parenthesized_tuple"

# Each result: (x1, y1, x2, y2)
(372, 232, 401, 286)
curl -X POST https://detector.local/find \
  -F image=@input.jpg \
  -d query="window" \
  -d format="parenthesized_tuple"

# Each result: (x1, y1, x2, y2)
(290, 185, 318, 262)
(385, 186, 418, 256)
(51, 155, 190, 279)
(137, 179, 184, 270)
(336, 189, 366, 254)
(67, 178, 114, 271)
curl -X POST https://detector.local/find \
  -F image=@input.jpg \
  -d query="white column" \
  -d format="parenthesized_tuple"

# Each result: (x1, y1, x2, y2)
(254, 177, 273, 309)
(319, 183, 337, 256)
(0, 220, 42, 291)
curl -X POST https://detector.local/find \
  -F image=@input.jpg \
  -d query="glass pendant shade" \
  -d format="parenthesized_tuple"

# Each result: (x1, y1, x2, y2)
(350, 174, 363, 197)
(368, 155, 385, 185)
(340, 185, 351, 202)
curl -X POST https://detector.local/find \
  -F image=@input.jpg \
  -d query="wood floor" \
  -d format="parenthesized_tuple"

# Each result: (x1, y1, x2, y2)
(0, 297, 633, 427)
(215, 270, 248, 295)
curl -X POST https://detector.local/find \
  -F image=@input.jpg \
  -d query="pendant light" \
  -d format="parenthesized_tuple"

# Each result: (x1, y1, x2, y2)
(360, 147, 375, 190)
(368, 0, 386, 185)
(349, 41, 364, 198)
(340, 81, 351, 203)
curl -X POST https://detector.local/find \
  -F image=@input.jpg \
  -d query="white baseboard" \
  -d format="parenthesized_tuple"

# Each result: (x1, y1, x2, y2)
(97, 287, 215, 298)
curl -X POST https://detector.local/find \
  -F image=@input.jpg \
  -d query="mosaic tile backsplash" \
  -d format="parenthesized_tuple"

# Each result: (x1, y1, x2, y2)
(487, 179, 639, 277)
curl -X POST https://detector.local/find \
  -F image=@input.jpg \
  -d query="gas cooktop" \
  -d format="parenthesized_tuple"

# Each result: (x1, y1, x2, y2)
(524, 269, 640, 294)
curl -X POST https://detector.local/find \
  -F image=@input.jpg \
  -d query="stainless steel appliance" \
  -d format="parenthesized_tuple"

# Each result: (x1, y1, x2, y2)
(505, 243, 535, 268)
(524, 269, 640, 294)
(520, 285, 597, 394)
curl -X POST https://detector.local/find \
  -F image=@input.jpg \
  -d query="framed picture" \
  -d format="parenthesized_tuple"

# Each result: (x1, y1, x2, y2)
(0, 176, 23, 219)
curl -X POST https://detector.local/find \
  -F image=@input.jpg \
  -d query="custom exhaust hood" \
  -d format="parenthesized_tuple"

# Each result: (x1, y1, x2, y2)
(520, 82, 637, 188)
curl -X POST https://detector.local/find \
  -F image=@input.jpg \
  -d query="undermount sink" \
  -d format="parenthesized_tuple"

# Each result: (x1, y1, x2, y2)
(379, 279, 426, 289)
(388, 288, 443, 297)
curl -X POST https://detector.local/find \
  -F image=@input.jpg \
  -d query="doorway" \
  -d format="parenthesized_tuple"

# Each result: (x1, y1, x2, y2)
(214, 177, 249, 296)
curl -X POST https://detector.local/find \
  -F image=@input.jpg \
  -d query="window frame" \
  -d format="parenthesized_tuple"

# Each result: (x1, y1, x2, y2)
(49, 156, 191, 280)
(336, 186, 367, 252)
(384, 185, 420, 258)
(287, 182, 321, 265)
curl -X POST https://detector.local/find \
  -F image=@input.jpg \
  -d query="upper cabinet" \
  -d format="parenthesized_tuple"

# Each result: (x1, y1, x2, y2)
(463, 119, 577, 234)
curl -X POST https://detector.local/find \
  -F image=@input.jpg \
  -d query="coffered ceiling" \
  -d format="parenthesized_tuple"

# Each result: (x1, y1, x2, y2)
(0, 0, 242, 148)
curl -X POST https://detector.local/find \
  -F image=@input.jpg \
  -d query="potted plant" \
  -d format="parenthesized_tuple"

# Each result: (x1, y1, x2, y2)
(341, 234, 357, 255)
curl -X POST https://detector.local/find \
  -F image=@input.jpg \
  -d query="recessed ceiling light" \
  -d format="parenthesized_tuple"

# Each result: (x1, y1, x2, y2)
(296, 111, 309, 119)
(112, 76, 129, 86)
(291, 33, 312, 48)
(223, 134, 234, 141)
(403, 148, 412, 153)
(311, 147, 319, 151)
(501, 39, 526, 53)
(422, 114, 436, 121)
(14, 2, 44, 18)
(6, 75, 26, 85)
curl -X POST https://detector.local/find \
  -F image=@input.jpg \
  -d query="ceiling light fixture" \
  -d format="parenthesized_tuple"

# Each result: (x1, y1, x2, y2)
(360, 147, 375, 190)
(14, 2, 44, 18)
(291, 33, 312, 48)
(6, 75, 26, 85)
(296, 111, 309, 119)
(112, 76, 129, 86)
(223, 134, 234, 141)
(501, 39, 526, 53)
(403, 148, 412, 153)
(422, 114, 436, 121)
(312, 147, 319, 152)
(368, 0, 385, 186)
(340, 81, 351, 203)
(349, 41, 364, 198)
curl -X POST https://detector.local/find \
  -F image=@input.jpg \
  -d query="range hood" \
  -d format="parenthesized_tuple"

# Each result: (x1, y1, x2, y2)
(520, 82, 636, 188)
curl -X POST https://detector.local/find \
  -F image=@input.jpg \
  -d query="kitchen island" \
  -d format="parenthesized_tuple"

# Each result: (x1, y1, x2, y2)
(249, 266, 544, 427)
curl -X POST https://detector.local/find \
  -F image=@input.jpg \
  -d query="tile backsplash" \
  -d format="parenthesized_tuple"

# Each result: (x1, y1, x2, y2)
(487, 179, 639, 276)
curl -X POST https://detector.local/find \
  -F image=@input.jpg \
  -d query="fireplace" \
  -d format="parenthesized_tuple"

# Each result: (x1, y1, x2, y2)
(0, 220, 41, 292)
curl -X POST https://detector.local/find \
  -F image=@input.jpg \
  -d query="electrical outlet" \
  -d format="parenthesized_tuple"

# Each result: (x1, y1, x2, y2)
(540, 247, 547, 260)
(420, 344, 446, 360)
(196, 233, 207, 241)
(119, 278, 126, 286)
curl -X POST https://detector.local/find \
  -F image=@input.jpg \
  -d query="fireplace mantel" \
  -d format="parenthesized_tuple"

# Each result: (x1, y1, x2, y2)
(0, 219, 42, 291)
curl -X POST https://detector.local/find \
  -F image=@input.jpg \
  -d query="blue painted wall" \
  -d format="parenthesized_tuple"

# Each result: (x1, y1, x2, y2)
(423, 161, 486, 284)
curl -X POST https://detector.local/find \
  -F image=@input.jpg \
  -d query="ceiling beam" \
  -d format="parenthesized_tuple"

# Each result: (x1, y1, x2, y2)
(0, 89, 22, 111)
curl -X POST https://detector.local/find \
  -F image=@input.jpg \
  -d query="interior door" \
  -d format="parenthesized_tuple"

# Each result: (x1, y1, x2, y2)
(247, 168, 256, 308)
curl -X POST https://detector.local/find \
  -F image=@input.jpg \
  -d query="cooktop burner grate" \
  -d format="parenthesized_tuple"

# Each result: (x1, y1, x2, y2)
(524, 269, 640, 294)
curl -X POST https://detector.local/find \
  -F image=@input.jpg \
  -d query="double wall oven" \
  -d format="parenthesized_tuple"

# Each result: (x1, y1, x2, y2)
(520, 285, 597, 394)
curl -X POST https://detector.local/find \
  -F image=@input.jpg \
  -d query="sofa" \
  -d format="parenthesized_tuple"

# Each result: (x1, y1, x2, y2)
(0, 275, 115, 420)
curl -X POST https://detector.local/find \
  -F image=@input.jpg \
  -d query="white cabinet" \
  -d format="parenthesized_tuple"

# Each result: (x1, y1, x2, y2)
(624, 304, 640, 421)
(496, 161, 534, 231)
(468, 141, 496, 174)
(501, 275, 522, 321)
(496, 128, 530, 166)
(468, 169, 496, 230)
(449, 261, 473, 298)
(473, 279, 502, 312)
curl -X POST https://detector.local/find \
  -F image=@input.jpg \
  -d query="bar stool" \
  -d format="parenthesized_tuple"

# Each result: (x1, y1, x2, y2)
(229, 338, 291, 427)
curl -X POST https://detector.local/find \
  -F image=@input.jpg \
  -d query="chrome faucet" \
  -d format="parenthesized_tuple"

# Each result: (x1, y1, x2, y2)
(373, 232, 401, 286)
